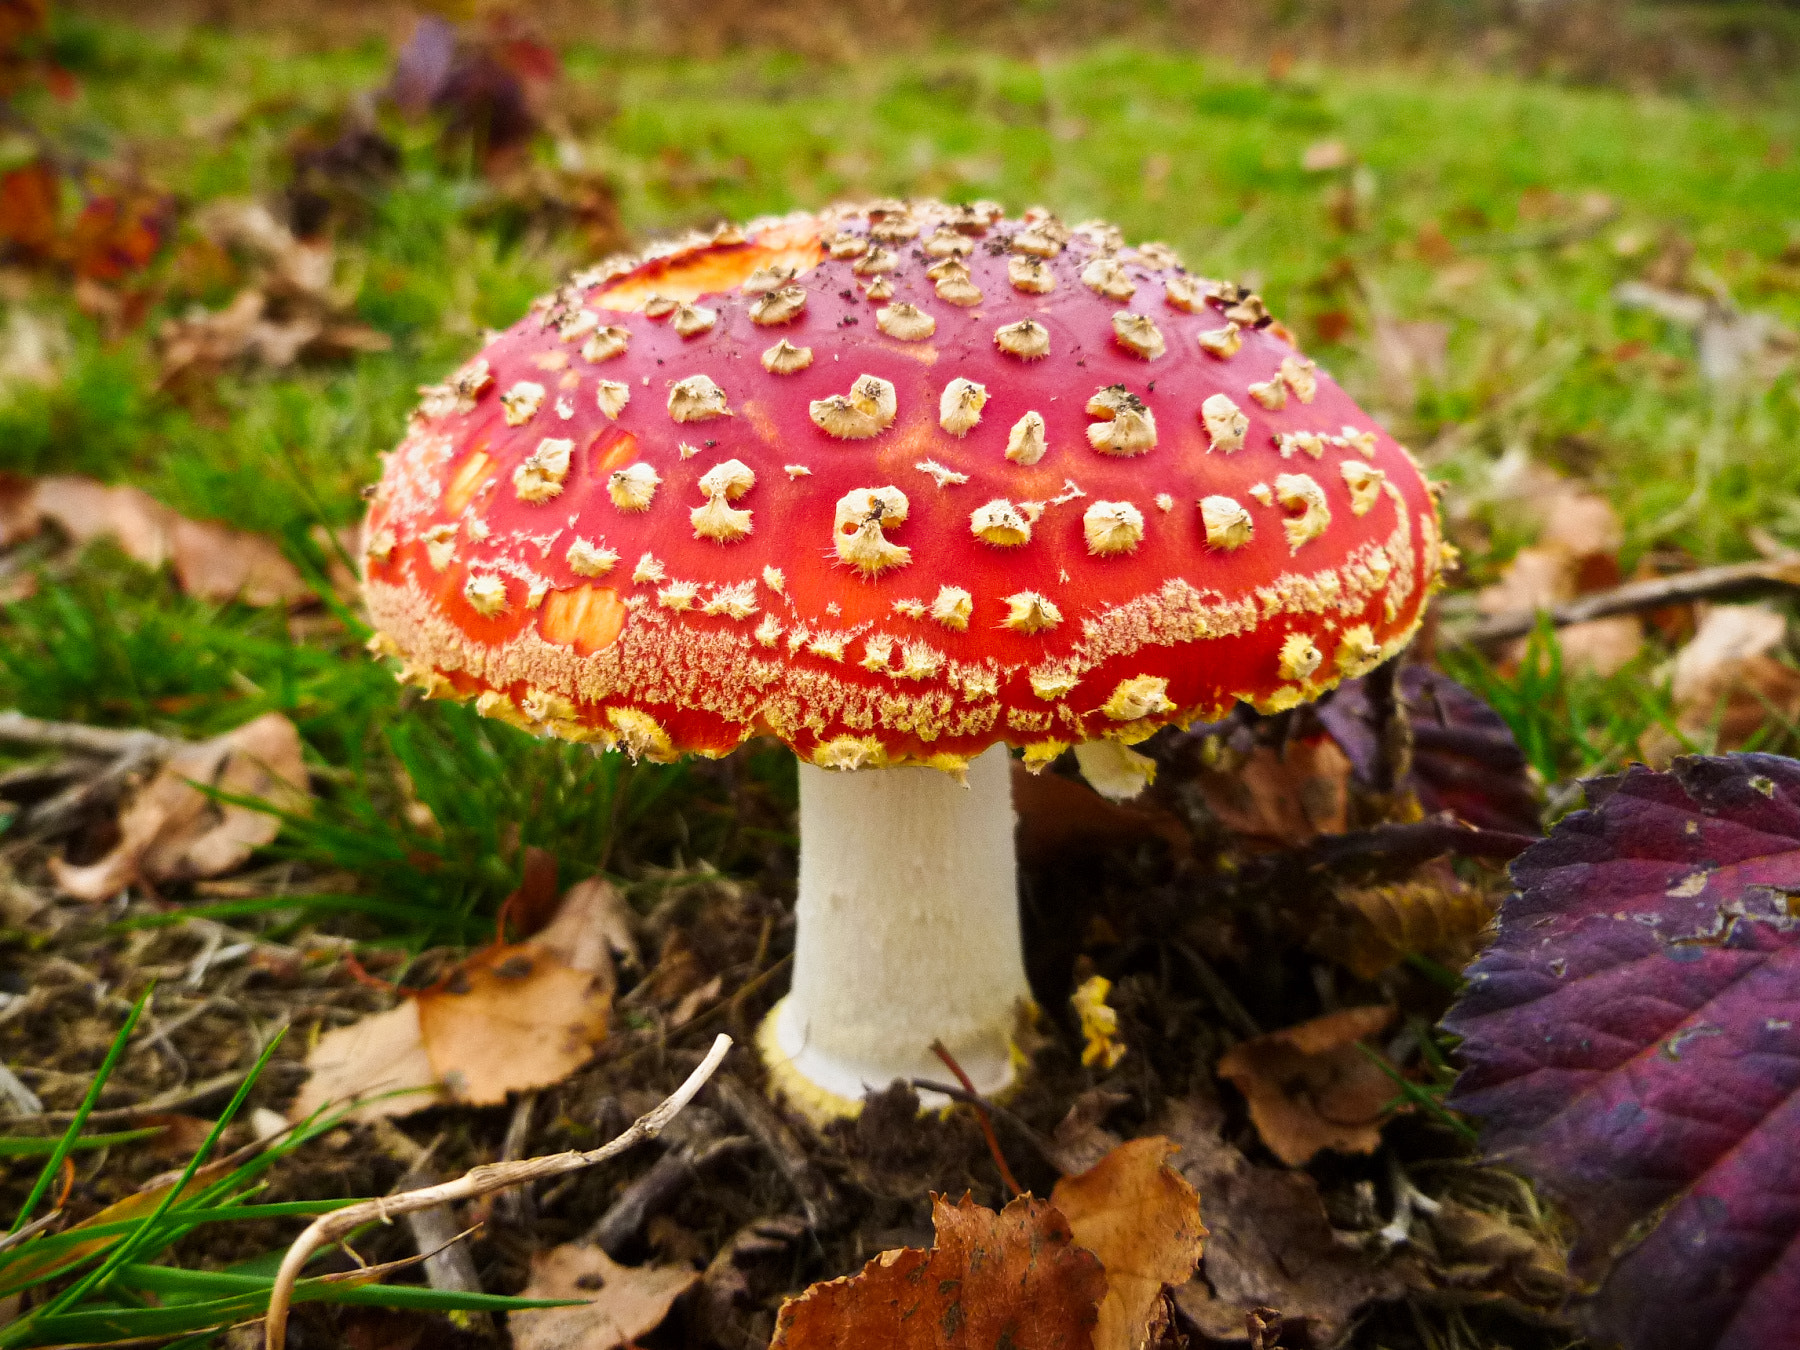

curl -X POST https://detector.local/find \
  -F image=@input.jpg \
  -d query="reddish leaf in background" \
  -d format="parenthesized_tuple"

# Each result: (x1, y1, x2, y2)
(1319, 665, 1541, 836)
(1444, 754, 1800, 1350)
(67, 185, 178, 282)
(0, 159, 59, 258)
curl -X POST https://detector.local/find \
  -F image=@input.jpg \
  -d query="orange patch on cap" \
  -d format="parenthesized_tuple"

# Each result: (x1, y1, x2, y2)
(596, 430, 640, 476)
(598, 234, 825, 311)
(540, 585, 627, 655)
(444, 452, 492, 515)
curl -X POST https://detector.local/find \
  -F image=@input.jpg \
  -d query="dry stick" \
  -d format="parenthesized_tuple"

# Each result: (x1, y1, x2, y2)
(711, 1074, 843, 1233)
(929, 1040, 1022, 1198)
(0, 711, 178, 757)
(1451, 558, 1800, 646)
(585, 1135, 755, 1257)
(263, 1033, 732, 1350)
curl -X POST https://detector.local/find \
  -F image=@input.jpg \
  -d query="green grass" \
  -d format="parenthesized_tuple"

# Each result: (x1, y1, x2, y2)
(0, 992, 565, 1346)
(3, 17, 1799, 932)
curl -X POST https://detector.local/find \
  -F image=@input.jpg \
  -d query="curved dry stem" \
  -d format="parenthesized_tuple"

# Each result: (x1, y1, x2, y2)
(263, 1033, 733, 1350)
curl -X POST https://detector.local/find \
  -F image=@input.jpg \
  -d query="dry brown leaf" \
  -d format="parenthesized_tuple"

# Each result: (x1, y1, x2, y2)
(416, 940, 610, 1105)
(1476, 482, 1642, 675)
(1643, 603, 1800, 763)
(1216, 1006, 1398, 1166)
(1047, 1089, 1131, 1177)
(22, 475, 311, 605)
(49, 712, 309, 902)
(770, 1193, 1106, 1350)
(34, 475, 175, 568)
(159, 200, 387, 382)
(1326, 866, 1497, 980)
(508, 1244, 698, 1350)
(533, 874, 639, 983)
(1156, 1097, 1418, 1344)
(1427, 1198, 1571, 1306)
(1372, 317, 1447, 403)
(286, 999, 445, 1125)
(1197, 736, 1351, 848)
(1012, 762, 1190, 863)
(1052, 1137, 1208, 1350)
(169, 514, 310, 606)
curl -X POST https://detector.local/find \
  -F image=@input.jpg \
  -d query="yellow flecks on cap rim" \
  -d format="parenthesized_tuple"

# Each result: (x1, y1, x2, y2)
(929, 585, 973, 630)
(566, 536, 618, 577)
(762, 338, 813, 374)
(877, 304, 935, 341)
(1082, 500, 1145, 556)
(513, 438, 573, 503)
(1102, 674, 1174, 722)
(1003, 591, 1062, 634)
(1198, 322, 1243, 358)
(1341, 461, 1386, 517)
(464, 573, 508, 617)
(1111, 312, 1165, 360)
(595, 380, 630, 419)
(1278, 632, 1323, 682)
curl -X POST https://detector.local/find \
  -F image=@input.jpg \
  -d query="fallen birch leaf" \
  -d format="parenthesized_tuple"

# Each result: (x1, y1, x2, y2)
(1156, 1096, 1417, 1343)
(1052, 1137, 1207, 1350)
(169, 513, 311, 606)
(290, 880, 615, 1121)
(1216, 1006, 1398, 1166)
(770, 1193, 1106, 1349)
(49, 712, 309, 902)
(417, 939, 610, 1106)
(1476, 480, 1642, 675)
(285, 998, 445, 1125)
(508, 1244, 698, 1350)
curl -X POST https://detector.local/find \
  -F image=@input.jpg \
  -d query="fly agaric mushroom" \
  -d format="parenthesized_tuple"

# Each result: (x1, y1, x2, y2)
(362, 201, 1447, 1121)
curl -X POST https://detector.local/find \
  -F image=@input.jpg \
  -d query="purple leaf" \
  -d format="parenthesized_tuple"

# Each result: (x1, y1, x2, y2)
(1445, 754, 1800, 1350)
(1318, 664, 1541, 836)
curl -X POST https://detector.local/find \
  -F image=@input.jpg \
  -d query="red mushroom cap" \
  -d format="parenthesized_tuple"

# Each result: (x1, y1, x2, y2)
(362, 202, 1447, 770)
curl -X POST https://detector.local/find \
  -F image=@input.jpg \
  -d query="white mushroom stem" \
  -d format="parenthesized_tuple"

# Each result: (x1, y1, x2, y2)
(762, 743, 1031, 1115)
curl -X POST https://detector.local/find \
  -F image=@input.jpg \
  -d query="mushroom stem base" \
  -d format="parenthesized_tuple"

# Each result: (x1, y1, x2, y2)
(760, 743, 1031, 1121)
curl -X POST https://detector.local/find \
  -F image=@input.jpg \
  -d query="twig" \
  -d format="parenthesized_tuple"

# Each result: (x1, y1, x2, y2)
(1362, 659, 1413, 796)
(398, 1160, 493, 1336)
(584, 1135, 754, 1256)
(1170, 942, 1263, 1040)
(0, 712, 177, 758)
(929, 1040, 1021, 1198)
(909, 1079, 1062, 1172)
(263, 1033, 732, 1350)
(711, 1073, 843, 1233)
(1451, 558, 1800, 646)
